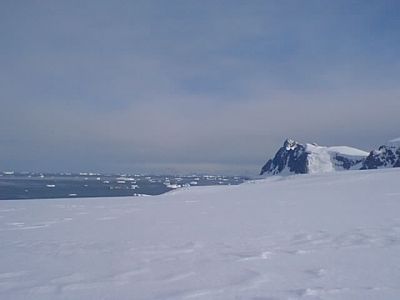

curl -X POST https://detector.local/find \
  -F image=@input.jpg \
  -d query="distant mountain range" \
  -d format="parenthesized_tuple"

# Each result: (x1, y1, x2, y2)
(260, 138, 400, 176)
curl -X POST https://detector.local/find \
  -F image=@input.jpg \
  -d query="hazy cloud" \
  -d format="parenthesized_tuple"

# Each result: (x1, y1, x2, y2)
(1, 0, 399, 174)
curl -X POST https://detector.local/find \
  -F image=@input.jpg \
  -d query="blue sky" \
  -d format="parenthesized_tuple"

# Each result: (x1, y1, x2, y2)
(1, 1, 400, 174)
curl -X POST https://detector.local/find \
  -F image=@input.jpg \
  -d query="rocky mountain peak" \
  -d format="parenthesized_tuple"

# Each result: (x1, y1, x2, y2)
(260, 138, 369, 176)
(283, 138, 298, 150)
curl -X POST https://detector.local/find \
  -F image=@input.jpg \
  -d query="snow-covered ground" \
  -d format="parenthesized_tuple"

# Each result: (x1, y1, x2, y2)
(1, 169, 400, 299)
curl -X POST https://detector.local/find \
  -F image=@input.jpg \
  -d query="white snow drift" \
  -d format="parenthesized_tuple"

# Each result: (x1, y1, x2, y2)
(1, 168, 400, 299)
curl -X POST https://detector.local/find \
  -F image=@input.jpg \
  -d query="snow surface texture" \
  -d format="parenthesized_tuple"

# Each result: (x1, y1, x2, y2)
(1, 168, 400, 299)
(260, 139, 368, 176)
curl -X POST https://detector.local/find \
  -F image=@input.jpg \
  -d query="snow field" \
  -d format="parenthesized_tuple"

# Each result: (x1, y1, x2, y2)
(1, 168, 400, 299)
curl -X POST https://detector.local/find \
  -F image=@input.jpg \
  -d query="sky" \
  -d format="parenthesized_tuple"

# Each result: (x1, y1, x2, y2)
(1, 0, 400, 175)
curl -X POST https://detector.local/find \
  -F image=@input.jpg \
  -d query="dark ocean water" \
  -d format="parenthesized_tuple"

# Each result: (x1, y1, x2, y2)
(0, 172, 248, 200)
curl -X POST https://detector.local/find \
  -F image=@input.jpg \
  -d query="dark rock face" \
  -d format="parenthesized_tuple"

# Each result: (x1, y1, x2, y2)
(395, 157, 400, 168)
(260, 139, 308, 175)
(361, 145, 400, 170)
(334, 154, 364, 170)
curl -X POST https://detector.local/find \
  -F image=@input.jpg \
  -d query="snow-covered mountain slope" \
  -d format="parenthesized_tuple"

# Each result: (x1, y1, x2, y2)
(260, 139, 368, 175)
(1, 168, 400, 300)
(362, 137, 400, 170)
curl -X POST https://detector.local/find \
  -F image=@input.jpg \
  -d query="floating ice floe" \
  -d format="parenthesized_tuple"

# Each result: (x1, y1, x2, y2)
(117, 177, 136, 182)
(166, 184, 181, 189)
